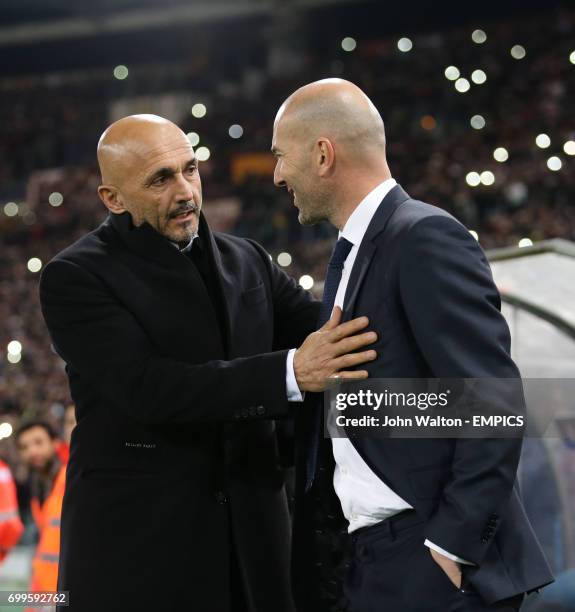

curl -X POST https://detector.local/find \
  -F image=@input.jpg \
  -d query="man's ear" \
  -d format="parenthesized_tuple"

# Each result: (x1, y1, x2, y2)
(316, 138, 335, 177)
(98, 185, 127, 214)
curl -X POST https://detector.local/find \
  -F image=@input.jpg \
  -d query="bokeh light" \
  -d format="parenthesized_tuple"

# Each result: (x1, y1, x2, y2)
(27, 258, 42, 273)
(277, 252, 292, 267)
(471, 69, 487, 84)
(455, 78, 471, 93)
(341, 37, 357, 52)
(510, 45, 526, 60)
(547, 156, 562, 171)
(191, 103, 207, 118)
(397, 37, 413, 53)
(113, 65, 129, 80)
(493, 147, 509, 162)
(535, 134, 551, 149)
(472, 29, 487, 44)
(299, 275, 314, 290)
(49, 192, 63, 207)
(186, 132, 200, 147)
(466, 172, 481, 187)
(444, 66, 460, 81)
(228, 124, 243, 139)
(196, 146, 211, 161)
(3, 202, 18, 217)
(480, 171, 495, 186)
(470, 115, 486, 130)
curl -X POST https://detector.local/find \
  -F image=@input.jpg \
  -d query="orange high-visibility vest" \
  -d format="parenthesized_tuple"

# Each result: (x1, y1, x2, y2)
(28, 465, 66, 592)
(0, 460, 24, 562)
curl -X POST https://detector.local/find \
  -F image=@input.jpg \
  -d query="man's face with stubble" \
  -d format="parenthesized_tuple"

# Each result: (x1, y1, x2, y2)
(104, 131, 203, 246)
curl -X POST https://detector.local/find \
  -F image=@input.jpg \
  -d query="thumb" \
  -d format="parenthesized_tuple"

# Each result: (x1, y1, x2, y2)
(322, 305, 342, 330)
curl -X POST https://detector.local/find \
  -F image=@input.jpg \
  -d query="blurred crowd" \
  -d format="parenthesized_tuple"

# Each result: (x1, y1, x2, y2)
(1, 6, 575, 463)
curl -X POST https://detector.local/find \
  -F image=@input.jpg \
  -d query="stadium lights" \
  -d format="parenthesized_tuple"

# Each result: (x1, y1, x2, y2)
(186, 132, 200, 147)
(465, 172, 481, 187)
(535, 134, 551, 149)
(277, 252, 292, 267)
(480, 171, 495, 186)
(444, 66, 460, 81)
(397, 38, 413, 52)
(547, 156, 562, 171)
(510, 45, 526, 60)
(48, 192, 63, 207)
(518, 238, 533, 248)
(7, 341, 22, 356)
(493, 147, 509, 162)
(471, 29, 487, 44)
(3, 202, 18, 217)
(341, 37, 356, 52)
(113, 65, 129, 80)
(191, 103, 207, 118)
(228, 125, 243, 139)
(455, 78, 471, 93)
(471, 69, 487, 84)
(563, 140, 575, 155)
(196, 147, 210, 162)
(27, 258, 42, 273)
(0, 423, 13, 439)
(299, 275, 314, 290)
(470, 115, 486, 130)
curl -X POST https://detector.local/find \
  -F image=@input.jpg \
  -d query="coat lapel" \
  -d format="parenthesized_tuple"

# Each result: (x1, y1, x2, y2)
(108, 211, 229, 354)
(198, 214, 233, 357)
(342, 184, 411, 320)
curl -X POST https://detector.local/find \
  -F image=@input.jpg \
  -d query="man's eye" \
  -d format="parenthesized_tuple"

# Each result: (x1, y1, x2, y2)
(153, 176, 167, 185)
(187, 165, 197, 173)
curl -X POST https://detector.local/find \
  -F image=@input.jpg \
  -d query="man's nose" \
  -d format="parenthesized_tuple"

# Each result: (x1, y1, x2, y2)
(175, 172, 196, 201)
(273, 164, 285, 188)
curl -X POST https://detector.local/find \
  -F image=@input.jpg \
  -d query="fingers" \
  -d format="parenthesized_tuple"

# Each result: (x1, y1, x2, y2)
(331, 370, 370, 381)
(321, 306, 342, 331)
(332, 333, 377, 357)
(327, 315, 370, 341)
(332, 350, 377, 371)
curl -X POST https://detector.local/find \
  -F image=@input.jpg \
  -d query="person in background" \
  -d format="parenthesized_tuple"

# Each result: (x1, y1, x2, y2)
(16, 421, 69, 598)
(0, 459, 24, 563)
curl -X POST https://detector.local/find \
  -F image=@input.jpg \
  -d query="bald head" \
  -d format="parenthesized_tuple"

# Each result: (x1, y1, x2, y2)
(97, 114, 187, 185)
(272, 79, 391, 229)
(96, 113, 202, 245)
(274, 78, 386, 157)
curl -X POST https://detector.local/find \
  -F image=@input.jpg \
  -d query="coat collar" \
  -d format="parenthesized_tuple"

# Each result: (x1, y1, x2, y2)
(107, 210, 232, 355)
(342, 184, 411, 319)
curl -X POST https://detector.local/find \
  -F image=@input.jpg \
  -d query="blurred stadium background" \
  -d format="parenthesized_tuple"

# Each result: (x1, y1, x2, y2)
(0, 0, 574, 609)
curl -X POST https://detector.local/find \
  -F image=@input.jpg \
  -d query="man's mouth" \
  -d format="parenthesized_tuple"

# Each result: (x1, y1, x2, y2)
(170, 205, 198, 221)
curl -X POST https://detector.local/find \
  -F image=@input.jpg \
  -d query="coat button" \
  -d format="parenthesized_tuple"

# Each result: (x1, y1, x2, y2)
(241, 408, 249, 418)
(215, 491, 228, 504)
(249, 406, 257, 417)
(256, 405, 265, 415)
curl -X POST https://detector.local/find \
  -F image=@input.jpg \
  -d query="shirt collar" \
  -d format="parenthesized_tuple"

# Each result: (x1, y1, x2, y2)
(340, 178, 397, 246)
(170, 234, 197, 253)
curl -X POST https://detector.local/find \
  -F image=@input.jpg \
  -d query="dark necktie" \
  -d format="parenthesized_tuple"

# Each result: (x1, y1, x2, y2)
(306, 237, 354, 492)
(318, 237, 353, 328)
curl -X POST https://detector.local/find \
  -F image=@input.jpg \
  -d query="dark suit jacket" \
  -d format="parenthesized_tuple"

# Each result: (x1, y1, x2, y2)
(293, 185, 553, 608)
(39, 211, 319, 612)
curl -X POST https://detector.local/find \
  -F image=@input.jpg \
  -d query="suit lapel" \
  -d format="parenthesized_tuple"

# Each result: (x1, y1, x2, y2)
(342, 184, 411, 320)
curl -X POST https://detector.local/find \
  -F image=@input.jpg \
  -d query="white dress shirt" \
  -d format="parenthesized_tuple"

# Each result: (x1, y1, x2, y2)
(297, 178, 470, 565)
